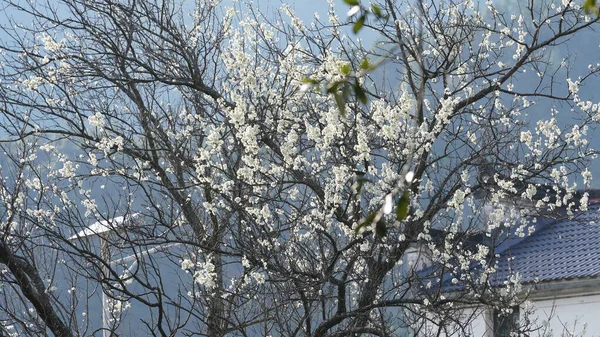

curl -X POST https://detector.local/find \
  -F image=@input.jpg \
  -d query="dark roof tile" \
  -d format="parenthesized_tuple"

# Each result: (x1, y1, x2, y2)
(494, 204, 600, 283)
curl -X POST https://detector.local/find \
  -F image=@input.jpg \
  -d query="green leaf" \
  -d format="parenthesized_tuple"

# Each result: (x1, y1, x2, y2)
(354, 82, 368, 105)
(375, 219, 387, 237)
(353, 15, 365, 34)
(333, 92, 346, 116)
(354, 171, 366, 193)
(584, 0, 598, 14)
(396, 190, 410, 221)
(355, 179, 364, 193)
(371, 4, 382, 17)
(342, 82, 351, 100)
(359, 58, 370, 70)
(355, 211, 377, 234)
(326, 81, 342, 94)
(301, 77, 319, 84)
(340, 63, 351, 76)
(343, 0, 360, 6)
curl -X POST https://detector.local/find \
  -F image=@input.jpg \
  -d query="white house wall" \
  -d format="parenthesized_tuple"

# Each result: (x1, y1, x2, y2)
(465, 293, 600, 337)
(424, 293, 600, 337)
(526, 294, 600, 337)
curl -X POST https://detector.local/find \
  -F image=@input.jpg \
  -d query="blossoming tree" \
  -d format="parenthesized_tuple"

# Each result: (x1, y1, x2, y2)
(0, 0, 598, 336)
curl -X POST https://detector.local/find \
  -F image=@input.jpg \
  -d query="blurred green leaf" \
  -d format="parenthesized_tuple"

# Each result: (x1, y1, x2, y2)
(355, 211, 377, 234)
(353, 15, 365, 34)
(584, 0, 599, 14)
(343, 0, 360, 5)
(340, 63, 351, 76)
(326, 81, 342, 94)
(359, 58, 370, 70)
(396, 190, 410, 221)
(375, 219, 387, 237)
(301, 77, 320, 84)
(371, 4, 382, 17)
(342, 82, 351, 99)
(354, 171, 366, 193)
(333, 92, 346, 116)
(354, 82, 368, 104)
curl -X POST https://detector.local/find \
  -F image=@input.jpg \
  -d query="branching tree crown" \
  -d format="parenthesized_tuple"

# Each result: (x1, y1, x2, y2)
(0, 0, 598, 336)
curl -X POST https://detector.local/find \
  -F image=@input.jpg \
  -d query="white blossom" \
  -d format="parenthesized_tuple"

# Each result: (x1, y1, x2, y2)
(58, 160, 76, 178)
(88, 112, 105, 128)
(582, 168, 593, 187)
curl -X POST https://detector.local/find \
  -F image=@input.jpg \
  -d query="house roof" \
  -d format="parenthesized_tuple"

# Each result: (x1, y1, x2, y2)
(493, 204, 600, 284)
(68, 213, 141, 240)
(418, 202, 600, 293)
